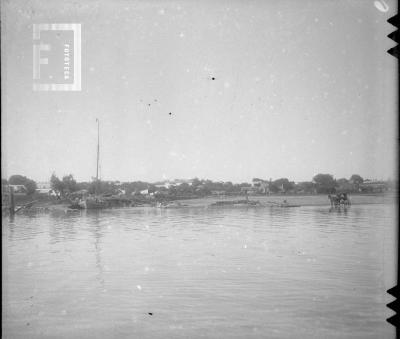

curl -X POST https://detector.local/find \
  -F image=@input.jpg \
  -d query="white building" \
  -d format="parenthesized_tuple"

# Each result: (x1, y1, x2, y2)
(36, 188, 57, 196)
(37, 182, 51, 189)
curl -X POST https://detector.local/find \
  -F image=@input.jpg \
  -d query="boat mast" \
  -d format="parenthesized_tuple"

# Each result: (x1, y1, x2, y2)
(96, 118, 100, 194)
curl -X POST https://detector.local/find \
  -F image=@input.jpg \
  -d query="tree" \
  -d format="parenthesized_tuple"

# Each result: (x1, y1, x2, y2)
(121, 181, 150, 196)
(191, 178, 202, 187)
(312, 174, 336, 194)
(76, 181, 91, 191)
(62, 174, 78, 194)
(350, 174, 364, 185)
(271, 178, 294, 193)
(168, 185, 178, 196)
(177, 182, 191, 195)
(9, 174, 37, 195)
(349, 174, 364, 192)
(50, 173, 64, 196)
(336, 178, 356, 193)
(89, 180, 118, 195)
(295, 181, 315, 194)
(336, 178, 348, 185)
(223, 181, 235, 193)
(252, 178, 264, 186)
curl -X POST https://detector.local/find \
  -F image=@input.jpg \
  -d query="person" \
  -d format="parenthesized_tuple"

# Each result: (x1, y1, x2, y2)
(343, 193, 350, 205)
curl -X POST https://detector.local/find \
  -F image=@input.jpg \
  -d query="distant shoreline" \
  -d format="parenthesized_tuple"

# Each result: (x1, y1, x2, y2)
(3, 192, 395, 215)
(176, 193, 397, 208)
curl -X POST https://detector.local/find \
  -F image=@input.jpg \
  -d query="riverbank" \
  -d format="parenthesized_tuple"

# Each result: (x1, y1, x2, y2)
(3, 192, 396, 216)
(175, 193, 397, 208)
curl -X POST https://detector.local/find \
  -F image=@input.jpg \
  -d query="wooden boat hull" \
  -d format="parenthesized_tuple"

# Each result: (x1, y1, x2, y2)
(81, 197, 108, 209)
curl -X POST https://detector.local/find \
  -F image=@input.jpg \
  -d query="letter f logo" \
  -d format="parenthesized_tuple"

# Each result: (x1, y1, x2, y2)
(33, 43, 51, 79)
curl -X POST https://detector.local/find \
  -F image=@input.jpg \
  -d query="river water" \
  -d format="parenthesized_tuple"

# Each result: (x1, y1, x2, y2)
(2, 203, 397, 338)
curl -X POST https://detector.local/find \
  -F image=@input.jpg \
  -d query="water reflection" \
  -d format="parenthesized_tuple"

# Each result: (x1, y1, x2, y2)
(328, 206, 349, 215)
(2, 204, 396, 339)
(48, 214, 79, 244)
(86, 211, 106, 288)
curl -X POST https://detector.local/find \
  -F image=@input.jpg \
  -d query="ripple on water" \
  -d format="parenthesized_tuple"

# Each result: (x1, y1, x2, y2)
(2, 204, 396, 339)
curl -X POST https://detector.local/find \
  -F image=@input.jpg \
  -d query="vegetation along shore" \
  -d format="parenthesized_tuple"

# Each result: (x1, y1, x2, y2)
(2, 173, 397, 215)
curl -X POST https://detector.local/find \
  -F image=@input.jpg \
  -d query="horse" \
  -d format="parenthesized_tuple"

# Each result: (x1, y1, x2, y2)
(328, 194, 340, 207)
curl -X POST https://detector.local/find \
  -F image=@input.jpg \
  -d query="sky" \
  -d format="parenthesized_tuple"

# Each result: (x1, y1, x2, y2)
(1, 0, 398, 183)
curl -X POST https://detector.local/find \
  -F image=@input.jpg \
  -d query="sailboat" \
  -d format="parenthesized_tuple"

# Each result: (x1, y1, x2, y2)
(79, 119, 108, 209)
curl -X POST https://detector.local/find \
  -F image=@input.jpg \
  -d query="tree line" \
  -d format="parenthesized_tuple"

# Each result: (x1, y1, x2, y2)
(2, 173, 396, 197)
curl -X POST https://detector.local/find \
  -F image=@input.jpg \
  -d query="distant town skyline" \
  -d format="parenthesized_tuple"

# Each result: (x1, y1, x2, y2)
(3, 171, 394, 185)
(2, 0, 397, 184)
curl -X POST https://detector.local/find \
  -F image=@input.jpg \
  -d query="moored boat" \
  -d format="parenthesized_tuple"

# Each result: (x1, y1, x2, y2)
(81, 196, 108, 209)
(81, 119, 108, 210)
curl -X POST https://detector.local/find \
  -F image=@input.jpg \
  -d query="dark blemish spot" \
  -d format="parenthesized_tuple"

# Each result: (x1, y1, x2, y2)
(169, 112, 172, 115)
(211, 77, 215, 80)
(26, 323, 30, 326)
(148, 104, 151, 106)
(148, 312, 153, 315)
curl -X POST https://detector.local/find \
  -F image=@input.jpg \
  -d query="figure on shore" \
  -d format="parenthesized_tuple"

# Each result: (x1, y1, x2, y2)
(328, 194, 340, 207)
(339, 193, 351, 206)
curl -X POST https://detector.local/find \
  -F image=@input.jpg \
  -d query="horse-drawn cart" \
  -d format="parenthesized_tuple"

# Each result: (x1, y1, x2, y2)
(328, 193, 351, 207)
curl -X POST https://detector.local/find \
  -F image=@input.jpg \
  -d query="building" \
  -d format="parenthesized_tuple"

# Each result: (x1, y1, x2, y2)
(8, 185, 27, 194)
(252, 179, 270, 195)
(170, 179, 193, 186)
(155, 182, 172, 189)
(359, 180, 388, 193)
(37, 182, 51, 189)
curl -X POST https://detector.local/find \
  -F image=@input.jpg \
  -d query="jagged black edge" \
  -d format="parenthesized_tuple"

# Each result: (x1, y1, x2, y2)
(387, 14, 399, 58)
(387, 287, 400, 332)
(386, 11, 399, 336)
